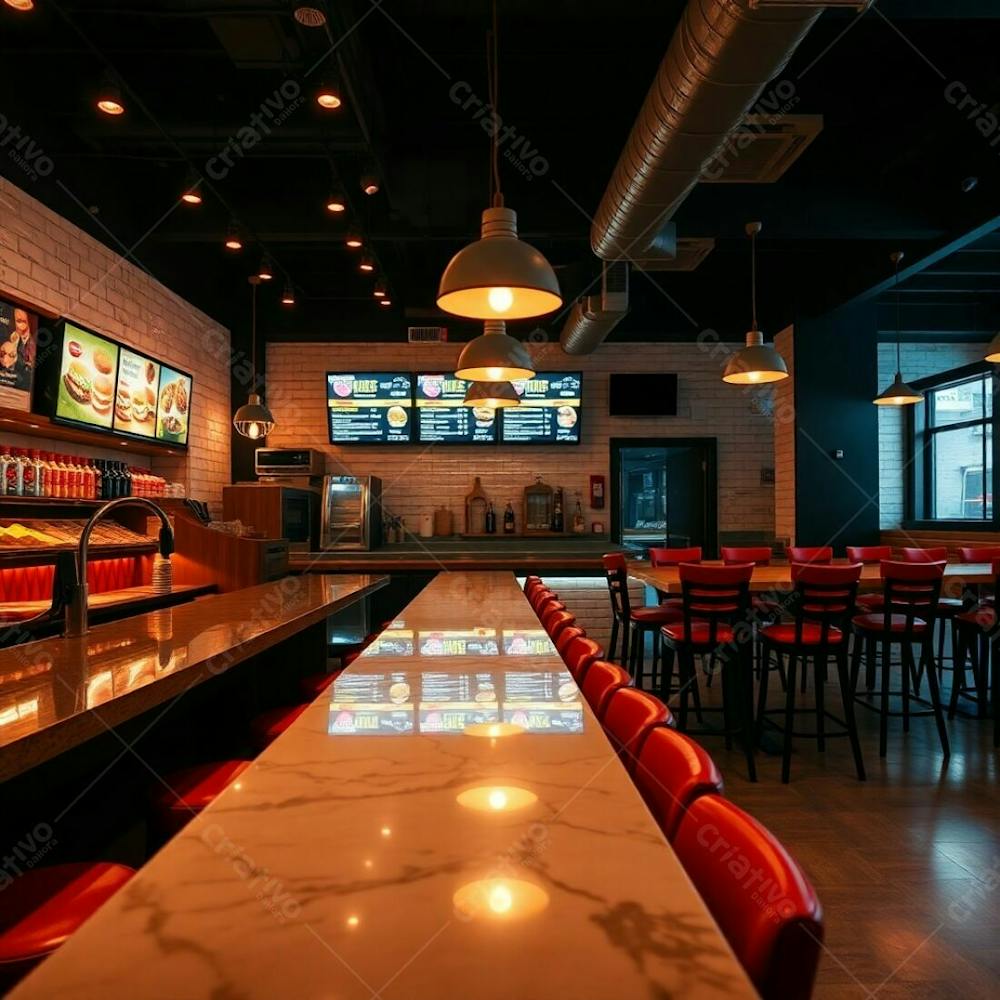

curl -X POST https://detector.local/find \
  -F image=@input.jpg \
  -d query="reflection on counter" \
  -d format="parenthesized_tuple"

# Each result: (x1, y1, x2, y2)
(327, 671, 584, 736)
(502, 629, 557, 656)
(418, 629, 499, 657)
(359, 628, 414, 657)
(359, 626, 558, 658)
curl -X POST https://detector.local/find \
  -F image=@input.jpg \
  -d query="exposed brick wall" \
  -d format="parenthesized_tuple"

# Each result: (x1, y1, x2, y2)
(877, 342, 983, 529)
(0, 178, 231, 514)
(773, 326, 795, 546)
(266, 340, 777, 543)
(525, 575, 644, 650)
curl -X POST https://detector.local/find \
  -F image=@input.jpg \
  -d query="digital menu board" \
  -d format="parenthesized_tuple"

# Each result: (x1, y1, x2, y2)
(54, 321, 120, 431)
(113, 347, 160, 439)
(155, 365, 192, 446)
(502, 671, 584, 733)
(327, 372, 414, 444)
(328, 673, 415, 735)
(501, 372, 582, 444)
(418, 629, 499, 657)
(416, 373, 498, 444)
(419, 672, 499, 732)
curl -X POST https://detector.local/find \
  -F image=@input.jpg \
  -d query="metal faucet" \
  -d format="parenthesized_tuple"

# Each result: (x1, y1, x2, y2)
(64, 498, 175, 638)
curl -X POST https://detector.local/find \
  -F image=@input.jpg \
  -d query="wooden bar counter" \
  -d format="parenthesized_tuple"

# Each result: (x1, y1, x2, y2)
(0, 573, 387, 782)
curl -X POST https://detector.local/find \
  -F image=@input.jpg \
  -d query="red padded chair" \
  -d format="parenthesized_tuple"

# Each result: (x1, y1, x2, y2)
(151, 759, 253, 837)
(898, 549, 965, 669)
(535, 596, 565, 620)
(847, 546, 892, 612)
(250, 704, 310, 752)
(299, 670, 342, 700)
(758, 564, 866, 782)
(581, 660, 631, 718)
(661, 562, 757, 780)
(721, 546, 772, 566)
(602, 688, 674, 771)
(554, 625, 585, 656)
(850, 560, 950, 759)
(602, 553, 682, 688)
(0, 862, 136, 989)
(541, 608, 576, 643)
(562, 636, 603, 682)
(649, 546, 702, 566)
(529, 588, 555, 612)
(673, 795, 824, 1000)
(787, 546, 832, 565)
(633, 727, 724, 842)
(523, 575, 542, 592)
(900, 546, 947, 562)
(951, 558, 999, 743)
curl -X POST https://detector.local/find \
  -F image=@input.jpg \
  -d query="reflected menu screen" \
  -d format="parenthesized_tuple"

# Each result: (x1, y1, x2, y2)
(501, 372, 582, 444)
(327, 372, 414, 444)
(419, 672, 499, 732)
(415, 373, 498, 444)
(328, 673, 415, 734)
(503, 671, 584, 732)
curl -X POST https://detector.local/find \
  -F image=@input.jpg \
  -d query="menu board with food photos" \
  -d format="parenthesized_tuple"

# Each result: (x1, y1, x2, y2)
(54, 321, 120, 430)
(155, 365, 192, 446)
(0, 299, 38, 412)
(501, 372, 583, 444)
(419, 672, 500, 732)
(328, 673, 415, 735)
(502, 670, 584, 733)
(327, 372, 414, 444)
(415, 372, 498, 444)
(502, 630, 557, 656)
(113, 347, 160, 439)
(417, 629, 499, 657)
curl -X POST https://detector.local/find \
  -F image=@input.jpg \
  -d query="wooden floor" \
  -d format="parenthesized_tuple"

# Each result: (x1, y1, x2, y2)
(668, 657, 1000, 999)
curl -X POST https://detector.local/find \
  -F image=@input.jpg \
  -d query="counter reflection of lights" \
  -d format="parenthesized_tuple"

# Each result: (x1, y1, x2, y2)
(380, 825, 392, 838)
(456, 785, 537, 813)
(463, 721, 525, 739)
(452, 879, 549, 921)
(346, 915, 360, 929)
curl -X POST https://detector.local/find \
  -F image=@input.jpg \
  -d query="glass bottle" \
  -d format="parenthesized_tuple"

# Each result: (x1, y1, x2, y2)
(503, 501, 515, 534)
(551, 488, 564, 533)
(485, 501, 496, 534)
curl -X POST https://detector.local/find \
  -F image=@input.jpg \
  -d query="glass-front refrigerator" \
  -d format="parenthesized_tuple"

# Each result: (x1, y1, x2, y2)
(320, 475, 383, 550)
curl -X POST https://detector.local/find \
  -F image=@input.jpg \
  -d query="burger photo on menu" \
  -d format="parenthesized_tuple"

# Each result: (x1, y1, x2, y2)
(155, 364, 192, 445)
(113, 347, 160, 438)
(54, 322, 119, 430)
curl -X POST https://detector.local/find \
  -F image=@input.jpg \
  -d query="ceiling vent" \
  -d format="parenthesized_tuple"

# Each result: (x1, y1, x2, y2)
(702, 115, 823, 184)
(408, 326, 448, 344)
(560, 263, 629, 356)
(639, 238, 716, 272)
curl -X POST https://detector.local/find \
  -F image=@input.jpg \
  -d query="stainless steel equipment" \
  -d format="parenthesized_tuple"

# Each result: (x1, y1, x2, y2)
(320, 475, 382, 550)
(255, 447, 325, 480)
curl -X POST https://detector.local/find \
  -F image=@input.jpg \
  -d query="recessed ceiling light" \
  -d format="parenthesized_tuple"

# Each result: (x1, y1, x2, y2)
(373, 281, 386, 299)
(361, 173, 380, 196)
(180, 171, 202, 205)
(224, 222, 243, 251)
(96, 78, 125, 116)
(359, 255, 374, 273)
(316, 82, 342, 110)
(257, 255, 275, 281)
(345, 232, 363, 249)
(293, 5, 326, 27)
(379, 298, 392, 307)
(325, 191, 346, 213)
(281, 282, 296, 306)
(4, 0, 35, 11)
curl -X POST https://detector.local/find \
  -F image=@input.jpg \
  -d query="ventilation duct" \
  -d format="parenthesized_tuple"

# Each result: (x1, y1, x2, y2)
(591, 0, 822, 265)
(560, 263, 630, 355)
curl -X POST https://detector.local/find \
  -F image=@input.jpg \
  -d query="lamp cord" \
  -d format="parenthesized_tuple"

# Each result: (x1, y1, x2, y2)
(487, 0, 501, 206)
(894, 253, 901, 373)
(251, 280, 257, 385)
(750, 228, 758, 332)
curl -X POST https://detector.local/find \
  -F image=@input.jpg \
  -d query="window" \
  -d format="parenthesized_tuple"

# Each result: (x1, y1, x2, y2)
(910, 368, 995, 524)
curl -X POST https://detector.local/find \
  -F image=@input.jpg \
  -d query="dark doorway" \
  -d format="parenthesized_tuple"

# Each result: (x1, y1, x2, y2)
(610, 438, 718, 558)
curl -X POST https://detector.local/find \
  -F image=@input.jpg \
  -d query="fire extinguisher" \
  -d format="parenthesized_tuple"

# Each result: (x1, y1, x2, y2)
(590, 474, 605, 510)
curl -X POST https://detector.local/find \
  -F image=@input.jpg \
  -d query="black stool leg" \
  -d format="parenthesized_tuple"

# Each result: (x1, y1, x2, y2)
(902, 642, 912, 734)
(756, 645, 772, 745)
(835, 647, 866, 781)
(782, 654, 797, 783)
(949, 624, 969, 719)
(721, 656, 734, 750)
(879, 639, 891, 758)
(866, 634, 877, 692)
(677, 649, 692, 731)
(850, 631, 863, 693)
(609, 617, 619, 665)
(740, 651, 757, 783)
(815, 653, 826, 752)
(921, 639, 951, 759)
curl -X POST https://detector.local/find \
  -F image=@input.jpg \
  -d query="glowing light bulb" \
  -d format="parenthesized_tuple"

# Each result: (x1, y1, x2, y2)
(247, 423, 261, 440)
(487, 789, 508, 811)
(488, 884, 513, 914)
(487, 286, 514, 314)
(746, 370, 763, 383)
(485, 367, 503, 381)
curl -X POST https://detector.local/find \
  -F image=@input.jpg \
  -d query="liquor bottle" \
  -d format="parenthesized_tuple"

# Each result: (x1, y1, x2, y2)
(0, 447, 11, 496)
(122, 463, 133, 497)
(573, 498, 586, 534)
(551, 488, 564, 533)
(485, 502, 496, 534)
(503, 501, 515, 534)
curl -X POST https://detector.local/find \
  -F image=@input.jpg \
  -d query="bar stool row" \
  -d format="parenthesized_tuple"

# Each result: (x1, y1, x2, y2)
(525, 575, 824, 1000)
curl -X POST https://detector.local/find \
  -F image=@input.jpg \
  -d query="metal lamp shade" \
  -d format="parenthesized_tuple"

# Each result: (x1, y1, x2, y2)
(722, 330, 788, 385)
(462, 380, 521, 408)
(233, 393, 276, 439)
(873, 372, 923, 406)
(985, 332, 1000, 363)
(455, 320, 535, 382)
(437, 207, 562, 321)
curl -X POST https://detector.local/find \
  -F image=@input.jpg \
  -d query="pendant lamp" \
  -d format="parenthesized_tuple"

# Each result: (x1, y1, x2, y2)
(723, 222, 788, 385)
(984, 327, 1000, 363)
(455, 320, 533, 383)
(233, 276, 276, 439)
(461, 330, 522, 408)
(436, 2, 560, 326)
(873, 251, 922, 406)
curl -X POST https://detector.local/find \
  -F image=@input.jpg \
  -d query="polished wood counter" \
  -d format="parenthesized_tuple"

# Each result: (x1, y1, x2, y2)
(10, 570, 756, 1000)
(0, 574, 387, 782)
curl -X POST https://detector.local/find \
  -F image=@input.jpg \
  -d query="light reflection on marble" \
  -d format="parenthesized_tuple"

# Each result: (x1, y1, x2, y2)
(10, 570, 757, 1000)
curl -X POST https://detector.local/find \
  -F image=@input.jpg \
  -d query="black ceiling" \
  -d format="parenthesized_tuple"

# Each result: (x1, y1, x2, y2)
(3, 0, 1000, 346)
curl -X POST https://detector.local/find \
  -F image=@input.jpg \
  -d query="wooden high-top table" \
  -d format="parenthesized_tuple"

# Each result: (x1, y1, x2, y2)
(10, 571, 756, 1000)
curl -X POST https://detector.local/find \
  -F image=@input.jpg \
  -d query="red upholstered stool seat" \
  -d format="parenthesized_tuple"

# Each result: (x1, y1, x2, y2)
(0, 862, 136, 986)
(852, 613, 929, 635)
(299, 671, 342, 700)
(250, 704, 310, 751)
(661, 621, 734, 646)
(855, 593, 884, 611)
(151, 760, 252, 836)
(630, 605, 684, 625)
(759, 623, 845, 646)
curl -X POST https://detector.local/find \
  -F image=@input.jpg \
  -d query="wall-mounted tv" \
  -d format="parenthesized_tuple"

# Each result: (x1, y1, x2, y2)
(609, 373, 677, 416)
(327, 372, 414, 444)
(155, 364, 193, 446)
(415, 373, 498, 444)
(53, 320, 120, 431)
(113, 346, 160, 440)
(500, 372, 582, 445)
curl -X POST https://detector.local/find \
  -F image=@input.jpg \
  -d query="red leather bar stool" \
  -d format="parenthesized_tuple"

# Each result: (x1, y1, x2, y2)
(647, 546, 701, 608)
(661, 562, 757, 780)
(601, 688, 674, 772)
(530, 588, 558, 613)
(523, 575, 543, 593)
(554, 625, 585, 656)
(541, 607, 576, 641)
(787, 545, 833, 564)
(846, 545, 892, 610)
(951, 558, 1000, 732)
(901, 546, 965, 672)
(534, 595, 565, 619)
(0, 862, 137, 990)
(581, 660, 631, 718)
(850, 560, 950, 759)
(602, 553, 682, 688)
(633, 728, 724, 842)
(673, 795, 824, 1000)
(151, 759, 253, 837)
(250, 703, 310, 752)
(561, 636, 603, 683)
(721, 546, 782, 681)
(757, 564, 866, 783)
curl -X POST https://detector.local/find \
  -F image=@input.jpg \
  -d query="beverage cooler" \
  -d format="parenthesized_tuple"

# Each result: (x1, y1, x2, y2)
(320, 476, 382, 550)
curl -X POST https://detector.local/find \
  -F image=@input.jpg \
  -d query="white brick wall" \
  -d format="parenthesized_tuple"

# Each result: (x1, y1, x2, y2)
(265, 340, 778, 541)
(0, 179, 231, 513)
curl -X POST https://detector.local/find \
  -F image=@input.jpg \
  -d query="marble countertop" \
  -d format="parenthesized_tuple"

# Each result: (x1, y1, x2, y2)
(0, 574, 387, 781)
(10, 570, 757, 999)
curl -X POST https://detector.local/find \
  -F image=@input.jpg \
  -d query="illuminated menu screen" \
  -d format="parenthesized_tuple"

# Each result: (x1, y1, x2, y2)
(328, 673, 415, 734)
(54, 322, 120, 431)
(418, 630, 499, 656)
(419, 672, 499, 732)
(416, 373, 498, 444)
(503, 671, 584, 733)
(113, 347, 160, 440)
(327, 372, 414, 444)
(501, 372, 582, 444)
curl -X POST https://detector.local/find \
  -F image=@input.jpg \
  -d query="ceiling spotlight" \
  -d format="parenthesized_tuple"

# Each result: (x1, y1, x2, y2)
(325, 191, 347, 213)
(257, 255, 275, 281)
(373, 281, 387, 299)
(345, 232, 363, 249)
(224, 222, 243, 251)
(379, 298, 392, 307)
(180, 171, 202, 205)
(281, 282, 296, 306)
(293, 5, 326, 27)
(361, 173, 380, 196)
(359, 255, 375, 273)
(96, 77, 125, 116)
(315, 81, 342, 110)
(4, 0, 36, 11)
